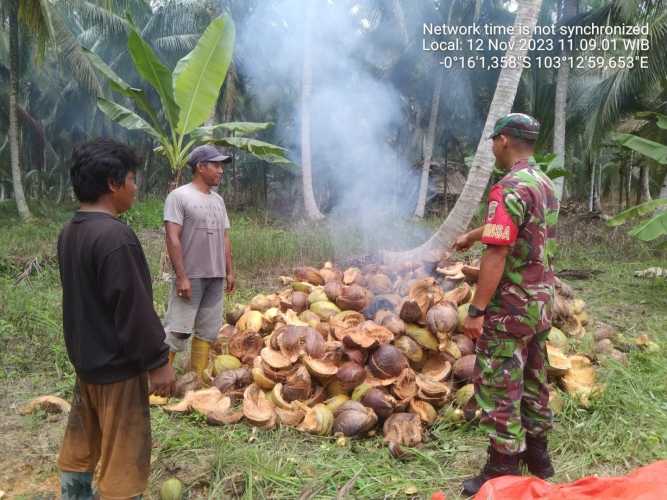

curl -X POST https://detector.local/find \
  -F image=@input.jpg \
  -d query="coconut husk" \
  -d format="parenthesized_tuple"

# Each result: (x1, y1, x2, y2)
(19, 395, 71, 415)
(409, 399, 437, 425)
(383, 413, 423, 458)
(229, 331, 264, 364)
(342, 321, 394, 349)
(421, 353, 452, 381)
(243, 384, 276, 427)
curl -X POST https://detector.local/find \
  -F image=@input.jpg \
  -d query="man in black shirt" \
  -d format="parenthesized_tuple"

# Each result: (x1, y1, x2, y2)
(57, 138, 174, 499)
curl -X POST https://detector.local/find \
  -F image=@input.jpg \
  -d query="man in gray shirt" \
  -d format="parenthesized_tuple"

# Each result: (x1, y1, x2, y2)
(163, 145, 235, 376)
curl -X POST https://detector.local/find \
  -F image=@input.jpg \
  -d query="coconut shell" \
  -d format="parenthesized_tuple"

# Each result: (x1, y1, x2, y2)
(298, 403, 334, 435)
(443, 282, 472, 306)
(452, 354, 476, 381)
(409, 399, 437, 425)
(260, 347, 292, 370)
(392, 368, 418, 401)
(302, 356, 338, 380)
(228, 330, 264, 365)
(275, 406, 306, 427)
(225, 304, 246, 326)
(174, 372, 201, 398)
(367, 273, 393, 294)
(383, 413, 423, 458)
(394, 335, 424, 365)
(380, 314, 406, 336)
(408, 278, 446, 318)
(368, 345, 408, 380)
(343, 267, 364, 286)
(336, 284, 369, 312)
(294, 266, 325, 286)
(336, 361, 367, 391)
(282, 365, 312, 402)
(416, 374, 451, 398)
(333, 401, 377, 437)
(426, 302, 458, 335)
(243, 384, 276, 427)
(342, 321, 394, 349)
(213, 324, 237, 354)
(251, 363, 276, 390)
(330, 311, 365, 340)
(399, 299, 422, 324)
(290, 291, 309, 313)
(361, 387, 397, 420)
(421, 353, 452, 381)
(213, 367, 251, 395)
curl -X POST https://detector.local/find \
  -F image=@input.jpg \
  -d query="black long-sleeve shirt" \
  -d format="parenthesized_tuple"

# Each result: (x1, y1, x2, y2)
(57, 211, 168, 384)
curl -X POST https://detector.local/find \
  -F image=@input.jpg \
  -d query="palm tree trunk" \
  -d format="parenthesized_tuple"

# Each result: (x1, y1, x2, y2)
(414, 69, 444, 218)
(639, 165, 652, 203)
(300, 2, 324, 221)
(552, 0, 576, 201)
(384, 0, 544, 263)
(8, 0, 32, 221)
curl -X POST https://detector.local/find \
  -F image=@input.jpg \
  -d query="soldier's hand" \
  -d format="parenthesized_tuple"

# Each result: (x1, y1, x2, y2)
(463, 315, 484, 340)
(176, 276, 192, 301)
(452, 233, 472, 252)
(149, 362, 176, 397)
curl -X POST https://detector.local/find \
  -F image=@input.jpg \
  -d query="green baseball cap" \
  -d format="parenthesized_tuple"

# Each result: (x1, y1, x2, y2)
(489, 113, 540, 140)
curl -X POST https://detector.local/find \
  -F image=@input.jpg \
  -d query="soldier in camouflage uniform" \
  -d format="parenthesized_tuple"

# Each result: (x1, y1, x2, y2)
(452, 113, 560, 496)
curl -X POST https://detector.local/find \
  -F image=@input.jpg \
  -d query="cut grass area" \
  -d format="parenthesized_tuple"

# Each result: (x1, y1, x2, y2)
(0, 199, 666, 498)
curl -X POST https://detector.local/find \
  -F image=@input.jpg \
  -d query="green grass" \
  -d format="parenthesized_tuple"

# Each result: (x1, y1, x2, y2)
(1, 199, 666, 498)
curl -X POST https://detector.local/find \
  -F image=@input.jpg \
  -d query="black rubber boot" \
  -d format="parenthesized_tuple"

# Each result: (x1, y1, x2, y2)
(521, 435, 555, 479)
(462, 446, 521, 497)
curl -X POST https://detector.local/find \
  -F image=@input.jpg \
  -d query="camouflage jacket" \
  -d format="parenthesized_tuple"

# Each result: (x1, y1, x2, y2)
(480, 159, 560, 336)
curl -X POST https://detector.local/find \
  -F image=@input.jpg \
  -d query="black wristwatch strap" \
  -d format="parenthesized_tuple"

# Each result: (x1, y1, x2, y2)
(468, 304, 486, 318)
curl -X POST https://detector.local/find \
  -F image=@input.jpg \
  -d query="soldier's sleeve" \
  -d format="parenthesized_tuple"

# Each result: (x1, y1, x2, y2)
(480, 184, 525, 246)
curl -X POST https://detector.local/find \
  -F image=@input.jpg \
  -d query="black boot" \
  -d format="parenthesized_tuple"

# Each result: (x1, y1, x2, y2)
(521, 435, 555, 479)
(462, 446, 520, 497)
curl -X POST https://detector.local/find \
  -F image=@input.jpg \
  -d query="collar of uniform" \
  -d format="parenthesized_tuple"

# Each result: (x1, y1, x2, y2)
(510, 158, 532, 172)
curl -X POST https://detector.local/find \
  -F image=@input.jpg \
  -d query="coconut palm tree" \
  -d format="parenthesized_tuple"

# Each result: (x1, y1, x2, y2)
(300, 0, 324, 220)
(552, 0, 577, 200)
(385, 0, 545, 263)
(414, 68, 444, 218)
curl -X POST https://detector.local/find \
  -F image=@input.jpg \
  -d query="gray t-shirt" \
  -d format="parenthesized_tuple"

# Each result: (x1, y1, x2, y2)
(164, 183, 231, 278)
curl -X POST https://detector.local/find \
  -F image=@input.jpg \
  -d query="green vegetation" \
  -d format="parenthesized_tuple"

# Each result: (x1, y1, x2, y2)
(1, 202, 665, 498)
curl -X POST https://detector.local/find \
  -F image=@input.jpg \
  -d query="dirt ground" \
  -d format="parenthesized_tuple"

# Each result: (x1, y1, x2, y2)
(0, 380, 64, 498)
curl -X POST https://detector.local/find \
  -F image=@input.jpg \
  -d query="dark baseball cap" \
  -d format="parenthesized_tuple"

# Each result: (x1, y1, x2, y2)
(489, 113, 540, 140)
(187, 144, 232, 167)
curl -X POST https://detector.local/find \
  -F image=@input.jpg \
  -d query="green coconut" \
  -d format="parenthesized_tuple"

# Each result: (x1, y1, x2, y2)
(310, 300, 341, 320)
(457, 304, 470, 333)
(160, 478, 184, 500)
(455, 384, 475, 408)
(308, 288, 329, 305)
(547, 327, 568, 350)
(405, 324, 439, 351)
(212, 354, 242, 376)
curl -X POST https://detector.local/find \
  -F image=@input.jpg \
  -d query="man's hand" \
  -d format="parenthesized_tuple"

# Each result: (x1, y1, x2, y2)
(149, 362, 175, 397)
(452, 233, 472, 252)
(463, 314, 484, 340)
(225, 271, 236, 293)
(176, 275, 192, 301)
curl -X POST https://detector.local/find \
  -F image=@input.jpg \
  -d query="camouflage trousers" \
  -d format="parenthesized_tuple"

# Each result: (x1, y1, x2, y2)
(473, 329, 553, 455)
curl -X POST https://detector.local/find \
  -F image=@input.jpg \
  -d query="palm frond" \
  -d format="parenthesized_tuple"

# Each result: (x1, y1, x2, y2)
(18, 0, 54, 59)
(51, 8, 102, 96)
(152, 33, 199, 52)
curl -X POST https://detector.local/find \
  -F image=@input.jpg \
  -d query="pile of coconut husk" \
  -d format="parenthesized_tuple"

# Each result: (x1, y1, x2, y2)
(157, 260, 629, 455)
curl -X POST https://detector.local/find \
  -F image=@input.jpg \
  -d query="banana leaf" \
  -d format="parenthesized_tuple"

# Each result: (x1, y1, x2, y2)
(629, 211, 667, 241)
(97, 97, 162, 141)
(213, 137, 297, 171)
(191, 121, 273, 139)
(613, 133, 667, 165)
(608, 199, 667, 226)
(127, 29, 179, 129)
(173, 15, 235, 135)
(83, 47, 164, 135)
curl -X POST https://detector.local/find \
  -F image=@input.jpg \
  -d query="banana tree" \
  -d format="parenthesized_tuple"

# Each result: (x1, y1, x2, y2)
(608, 131, 667, 241)
(87, 14, 293, 183)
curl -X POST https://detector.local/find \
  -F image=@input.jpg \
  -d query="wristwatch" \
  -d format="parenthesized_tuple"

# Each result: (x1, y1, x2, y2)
(468, 304, 486, 318)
